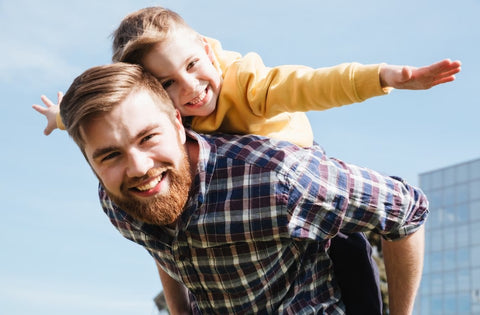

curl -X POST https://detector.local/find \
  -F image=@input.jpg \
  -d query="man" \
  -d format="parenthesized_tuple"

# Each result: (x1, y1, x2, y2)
(59, 63, 428, 314)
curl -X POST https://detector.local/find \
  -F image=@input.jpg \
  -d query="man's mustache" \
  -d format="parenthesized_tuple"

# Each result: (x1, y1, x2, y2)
(123, 165, 172, 189)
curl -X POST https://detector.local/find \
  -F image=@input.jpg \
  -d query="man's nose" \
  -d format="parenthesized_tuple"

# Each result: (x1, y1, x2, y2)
(126, 150, 154, 178)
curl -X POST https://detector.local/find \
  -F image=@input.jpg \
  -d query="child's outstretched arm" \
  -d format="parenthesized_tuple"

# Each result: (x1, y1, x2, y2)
(379, 59, 461, 90)
(32, 92, 63, 135)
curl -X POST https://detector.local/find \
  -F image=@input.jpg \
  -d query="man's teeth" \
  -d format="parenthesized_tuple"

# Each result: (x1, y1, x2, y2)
(189, 89, 206, 105)
(136, 177, 161, 191)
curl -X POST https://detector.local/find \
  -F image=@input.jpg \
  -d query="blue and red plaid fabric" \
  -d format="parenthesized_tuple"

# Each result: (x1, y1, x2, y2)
(100, 130, 428, 314)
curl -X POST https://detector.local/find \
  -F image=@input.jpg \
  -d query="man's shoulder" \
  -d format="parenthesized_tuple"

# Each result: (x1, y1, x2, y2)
(200, 132, 311, 171)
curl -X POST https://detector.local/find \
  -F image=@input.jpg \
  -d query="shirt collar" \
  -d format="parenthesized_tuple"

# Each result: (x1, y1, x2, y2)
(179, 129, 217, 225)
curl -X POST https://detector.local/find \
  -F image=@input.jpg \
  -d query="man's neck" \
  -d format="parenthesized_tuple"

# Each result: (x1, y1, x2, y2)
(185, 138, 199, 179)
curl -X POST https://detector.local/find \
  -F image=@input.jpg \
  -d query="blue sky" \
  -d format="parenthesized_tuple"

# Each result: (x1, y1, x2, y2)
(1, 0, 478, 314)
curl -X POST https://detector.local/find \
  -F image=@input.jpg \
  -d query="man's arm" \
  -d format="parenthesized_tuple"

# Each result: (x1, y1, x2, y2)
(382, 225, 425, 315)
(156, 261, 191, 315)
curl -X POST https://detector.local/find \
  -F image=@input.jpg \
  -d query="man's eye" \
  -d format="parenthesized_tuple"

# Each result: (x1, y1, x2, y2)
(101, 152, 120, 162)
(162, 79, 174, 89)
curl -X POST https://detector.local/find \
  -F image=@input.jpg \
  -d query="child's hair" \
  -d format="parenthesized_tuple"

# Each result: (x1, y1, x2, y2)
(112, 6, 197, 65)
(60, 62, 176, 153)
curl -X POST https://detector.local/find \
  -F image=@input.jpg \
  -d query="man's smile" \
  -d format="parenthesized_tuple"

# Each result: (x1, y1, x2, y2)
(129, 172, 167, 196)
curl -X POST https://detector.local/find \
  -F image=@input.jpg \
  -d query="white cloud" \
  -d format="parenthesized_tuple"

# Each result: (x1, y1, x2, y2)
(0, 41, 82, 86)
(0, 0, 188, 89)
(0, 0, 123, 87)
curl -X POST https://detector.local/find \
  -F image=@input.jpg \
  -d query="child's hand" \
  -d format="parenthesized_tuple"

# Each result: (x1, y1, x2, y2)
(380, 59, 461, 90)
(32, 92, 63, 135)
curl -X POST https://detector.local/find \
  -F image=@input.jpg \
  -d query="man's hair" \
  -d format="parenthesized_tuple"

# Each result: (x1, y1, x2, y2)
(60, 62, 176, 153)
(112, 6, 197, 64)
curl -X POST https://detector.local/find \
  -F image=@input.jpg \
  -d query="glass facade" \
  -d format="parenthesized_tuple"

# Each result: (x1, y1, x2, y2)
(414, 158, 480, 315)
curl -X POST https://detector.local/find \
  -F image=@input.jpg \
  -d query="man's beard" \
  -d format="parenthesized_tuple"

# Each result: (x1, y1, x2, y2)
(106, 151, 192, 226)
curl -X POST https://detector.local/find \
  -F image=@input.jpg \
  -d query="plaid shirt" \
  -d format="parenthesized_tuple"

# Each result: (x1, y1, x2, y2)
(100, 130, 428, 314)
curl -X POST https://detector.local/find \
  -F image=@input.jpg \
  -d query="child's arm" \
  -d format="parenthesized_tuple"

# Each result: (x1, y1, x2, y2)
(379, 59, 461, 90)
(32, 92, 63, 135)
(222, 55, 462, 119)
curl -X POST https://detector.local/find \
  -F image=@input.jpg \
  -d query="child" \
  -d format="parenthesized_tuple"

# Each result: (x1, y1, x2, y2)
(34, 8, 460, 142)
(33, 6, 460, 314)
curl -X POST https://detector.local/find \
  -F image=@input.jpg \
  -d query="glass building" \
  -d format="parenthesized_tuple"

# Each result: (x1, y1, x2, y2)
(414, 158, 480, 314)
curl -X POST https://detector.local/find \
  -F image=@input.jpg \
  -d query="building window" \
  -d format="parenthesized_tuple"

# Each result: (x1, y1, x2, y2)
(472, 222, 480, 246)
(456, 184, 469, 204)
(470, 160, 480, 180)
(444, 167, 456, 187)
(431, 295, 443, 313)
(443, 293, 457, 314)
(431, 252, 443, 272)
(444, 249, 456, 271)
(457, 268, 470, 292)
(417, 158, 480, 315)
(431, 230, 443, 252)
(457, 225, 470, 247)
(457, 292, 471, 313)
(470, 200, 480, 221)
(457, 248, 470, 269)
(470, 180, 480, 201)
(472, 246, 480, 268)
(456, 163, 470, 184)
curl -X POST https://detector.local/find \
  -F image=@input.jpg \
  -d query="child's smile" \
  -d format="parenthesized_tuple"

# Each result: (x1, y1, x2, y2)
(141, 27, 221, 117)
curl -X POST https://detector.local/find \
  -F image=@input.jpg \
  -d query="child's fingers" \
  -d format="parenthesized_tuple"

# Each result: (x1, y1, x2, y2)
(428, 59, 461, 75)
(439, 67, 461, 78)
(57, 91, 64, 104)
(400, 66, 413, 82)
(431, 76, 456, 87)
(44, 127, 53, 136)
(40, 95, 56, 107)
(32, 104, 47, 114)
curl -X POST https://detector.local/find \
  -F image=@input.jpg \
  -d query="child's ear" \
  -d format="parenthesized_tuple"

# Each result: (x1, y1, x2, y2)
(174, 109, 187, 144)
(201, 37, 216, 63)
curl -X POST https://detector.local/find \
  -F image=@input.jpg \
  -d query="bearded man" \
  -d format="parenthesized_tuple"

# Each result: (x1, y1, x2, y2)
(58, 63, 428, 315)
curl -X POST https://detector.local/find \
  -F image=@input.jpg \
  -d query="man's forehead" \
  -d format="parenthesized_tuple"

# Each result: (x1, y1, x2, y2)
(81, 90, 166, 144)
(113, 88, 171, 123)
(80, 111, 112, 142)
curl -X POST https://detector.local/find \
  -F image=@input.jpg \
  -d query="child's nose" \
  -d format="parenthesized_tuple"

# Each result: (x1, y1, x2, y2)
(180, 75, 197, 94)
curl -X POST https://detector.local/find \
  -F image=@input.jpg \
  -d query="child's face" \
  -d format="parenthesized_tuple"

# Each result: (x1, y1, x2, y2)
(141, 29, 222, 117)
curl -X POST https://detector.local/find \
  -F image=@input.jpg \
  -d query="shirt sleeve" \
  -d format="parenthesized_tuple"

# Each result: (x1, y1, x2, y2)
(227, 53, 390, 118)
(285, 147, 429, 242)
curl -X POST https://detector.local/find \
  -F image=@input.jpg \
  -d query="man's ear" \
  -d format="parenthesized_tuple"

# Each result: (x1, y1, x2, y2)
(174, 109, 187, 144)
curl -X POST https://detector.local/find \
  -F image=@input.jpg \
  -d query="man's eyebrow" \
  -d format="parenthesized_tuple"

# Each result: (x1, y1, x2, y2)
(91, 146, 119, 160)
(137, 123, 161, 139)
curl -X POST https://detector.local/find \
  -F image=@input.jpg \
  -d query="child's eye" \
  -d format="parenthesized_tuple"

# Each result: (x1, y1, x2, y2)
(187, 59, 199, 71)
(161, 79, 174, 89)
